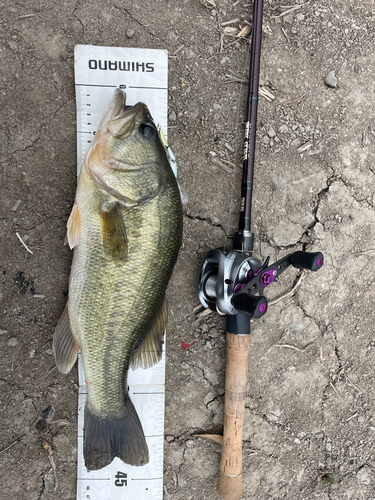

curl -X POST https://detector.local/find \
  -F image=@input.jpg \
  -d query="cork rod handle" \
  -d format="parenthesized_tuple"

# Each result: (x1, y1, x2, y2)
(216, 332, 251, 500)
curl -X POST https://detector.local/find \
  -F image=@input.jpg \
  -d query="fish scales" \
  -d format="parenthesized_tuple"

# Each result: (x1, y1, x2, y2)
(53, 89, 183, 470)
(71, 165, 180, 413)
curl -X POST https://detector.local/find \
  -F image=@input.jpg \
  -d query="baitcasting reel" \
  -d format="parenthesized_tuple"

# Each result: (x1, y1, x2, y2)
(197, 248, 324, 321)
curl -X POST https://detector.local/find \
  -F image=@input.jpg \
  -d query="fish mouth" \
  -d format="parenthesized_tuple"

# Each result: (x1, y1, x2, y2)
(106, 89, 147, 139)
(111, 89, 146, 118)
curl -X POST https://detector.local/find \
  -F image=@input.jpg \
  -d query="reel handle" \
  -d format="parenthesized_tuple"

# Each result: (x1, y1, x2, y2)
(289, 251, 324, 272)
(231, 294, 268, 318)
(217, 332, 251, 500)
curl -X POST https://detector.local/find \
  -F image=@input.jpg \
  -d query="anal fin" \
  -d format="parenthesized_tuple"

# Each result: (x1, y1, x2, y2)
(52, 302, 80, 374)
(130, 299, 167, 370)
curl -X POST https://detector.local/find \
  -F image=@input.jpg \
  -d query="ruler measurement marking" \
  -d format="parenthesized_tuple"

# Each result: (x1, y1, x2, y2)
(131, 478, 163, 481)
(76, 83, 118, 88)
(129, 86, 168, 90)
(77, 478, 111, 481)
(132, 392, 165, 395)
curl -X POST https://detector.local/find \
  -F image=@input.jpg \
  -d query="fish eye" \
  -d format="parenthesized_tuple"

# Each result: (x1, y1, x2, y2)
(139, 123, 154, 139)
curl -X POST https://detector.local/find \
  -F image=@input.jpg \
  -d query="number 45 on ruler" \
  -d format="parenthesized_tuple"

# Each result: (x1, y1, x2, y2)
(115, 471, 127, 487)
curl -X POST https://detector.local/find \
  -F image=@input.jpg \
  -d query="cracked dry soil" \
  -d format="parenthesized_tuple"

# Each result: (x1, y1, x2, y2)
(1, 1, 375, 499)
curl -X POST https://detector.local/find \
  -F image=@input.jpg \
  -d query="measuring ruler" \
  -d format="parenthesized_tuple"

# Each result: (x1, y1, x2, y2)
(74, 45, 169, 500)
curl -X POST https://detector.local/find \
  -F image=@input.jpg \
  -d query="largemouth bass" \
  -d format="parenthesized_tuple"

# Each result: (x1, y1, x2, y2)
(52, 89, 183, 470)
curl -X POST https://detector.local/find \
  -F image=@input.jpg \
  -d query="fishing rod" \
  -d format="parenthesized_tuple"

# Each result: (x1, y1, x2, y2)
(196, 1, 324, 499)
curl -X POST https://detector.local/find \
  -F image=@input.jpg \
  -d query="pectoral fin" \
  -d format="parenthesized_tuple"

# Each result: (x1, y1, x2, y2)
(100, 203, 128, 261)
(130, 299, 167, 370)
(65, 202, 81, 249)
(52, 303, 80, 374)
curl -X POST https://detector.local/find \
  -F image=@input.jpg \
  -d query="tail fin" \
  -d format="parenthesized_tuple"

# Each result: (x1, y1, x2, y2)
(84, 397, 149, 470)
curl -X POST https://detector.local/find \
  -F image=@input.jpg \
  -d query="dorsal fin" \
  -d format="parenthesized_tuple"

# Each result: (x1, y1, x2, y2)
(130, 299, 167, 370)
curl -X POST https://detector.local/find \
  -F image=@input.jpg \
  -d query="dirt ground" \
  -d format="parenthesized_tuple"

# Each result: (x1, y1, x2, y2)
(1, 0, 375, 499)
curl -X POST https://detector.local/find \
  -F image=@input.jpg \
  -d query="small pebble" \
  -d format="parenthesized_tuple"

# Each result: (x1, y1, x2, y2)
(7, 338, 18, 347)
(296, 13, 304, 21)
(126, 28, 135, 38)
(278, 124, 289, 134)
(324, 70, 337, 88)
(209, 328, 219, 338)
(185, 48, 196, 59)
(168, 110, 177, 122)
(0, 330, 7, 335)
(10, 200, 21, 211)
(268, 127, 276, 138)
(290, 139, 301, 148)
(293, 325, 304, 331)
(357, 467, 371, 485)
(41, 405, 55, 421)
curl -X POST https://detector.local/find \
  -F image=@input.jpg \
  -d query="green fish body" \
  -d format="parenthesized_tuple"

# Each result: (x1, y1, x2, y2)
(53, 89, 182, 470)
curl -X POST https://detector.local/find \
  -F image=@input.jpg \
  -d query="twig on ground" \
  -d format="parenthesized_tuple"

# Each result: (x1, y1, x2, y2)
(281, 27, 290, 43)
(49, 420, 72, 427)
(346, 412, 358, 422)
(221, 18, 241, 26)
(259, 87, 275, 101)
(224, 71, 247, 83)
(297, 142, 312, 153)
(273, 342, 324, 360)
(272, 5, 302, 18)
(0, 435, 25, 455)
(18, 13, 36, 19)
(200, 0, 216, 7)
(219, 157, 236, 167)
(268, 272, 305, 305)
(346, 376, 362, 394)
(355, 248, 375, 256)
(330, 382, 340, 397)
(43, 442, 58, 491)
(193, 304, 204, 314)
(210, 157, 234, 174)
(16, 233, 33, 254)
(37, 365, 58, 388)
(173, 44, 184, 56)
(237, 24, 251, 38)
